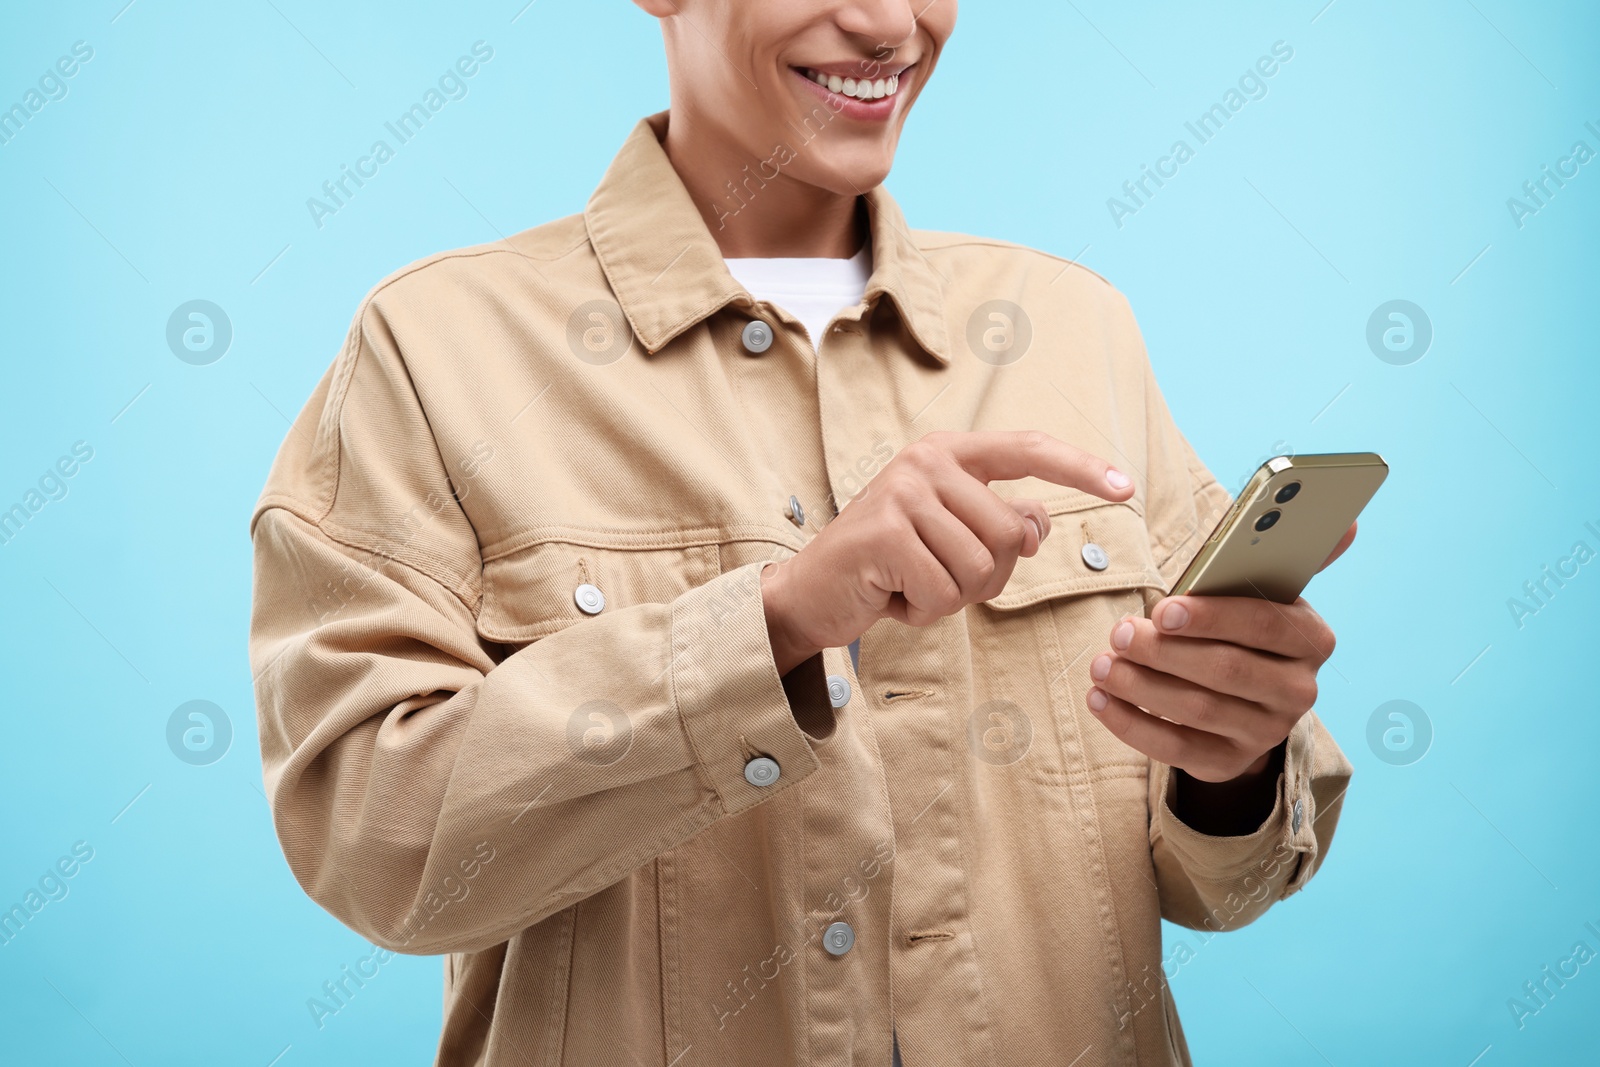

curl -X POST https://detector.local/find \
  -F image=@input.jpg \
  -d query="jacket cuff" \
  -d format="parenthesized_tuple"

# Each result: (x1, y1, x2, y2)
(670, 560, 829, 817)
(1151, 711, 1323, 894)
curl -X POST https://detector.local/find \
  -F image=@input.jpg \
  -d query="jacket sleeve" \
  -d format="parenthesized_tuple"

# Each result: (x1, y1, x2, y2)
(1113, 291, 1355, 933)
(248, 297, 835, 956)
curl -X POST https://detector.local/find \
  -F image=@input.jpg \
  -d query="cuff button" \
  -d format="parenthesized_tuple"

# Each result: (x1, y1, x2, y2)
(744, 756, 780, 787)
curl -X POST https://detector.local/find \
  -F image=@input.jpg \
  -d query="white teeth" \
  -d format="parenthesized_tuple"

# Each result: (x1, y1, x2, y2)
(803, 68, 900, 100)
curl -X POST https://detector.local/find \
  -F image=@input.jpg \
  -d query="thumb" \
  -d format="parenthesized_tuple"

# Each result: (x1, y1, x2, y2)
(1008, 499, 1050, 557)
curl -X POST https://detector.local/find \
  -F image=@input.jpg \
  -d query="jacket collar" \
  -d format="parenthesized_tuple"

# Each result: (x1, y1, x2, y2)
(584, 110, 951, 366)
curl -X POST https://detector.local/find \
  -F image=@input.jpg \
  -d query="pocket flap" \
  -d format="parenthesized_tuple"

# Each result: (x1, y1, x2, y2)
(979, 500, 1167, 611)
(477, 539, 718, 643)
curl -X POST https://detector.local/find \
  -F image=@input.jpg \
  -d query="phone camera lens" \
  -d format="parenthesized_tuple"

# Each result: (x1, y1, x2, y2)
(1274, 481, 1301, 505)
(1255, 509, 1281, 532)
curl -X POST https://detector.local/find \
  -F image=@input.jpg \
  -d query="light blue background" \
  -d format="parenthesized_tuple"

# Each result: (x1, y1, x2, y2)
(2, 2, 1596, 1064)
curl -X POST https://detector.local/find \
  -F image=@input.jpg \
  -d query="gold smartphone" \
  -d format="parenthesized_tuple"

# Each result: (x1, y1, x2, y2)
(1169, 452, 1389, 603)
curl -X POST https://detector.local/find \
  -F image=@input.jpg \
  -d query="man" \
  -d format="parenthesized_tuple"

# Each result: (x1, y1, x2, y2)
(248, 2, 1356, 1064)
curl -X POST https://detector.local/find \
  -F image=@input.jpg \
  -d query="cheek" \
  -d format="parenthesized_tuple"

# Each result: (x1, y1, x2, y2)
(917, 8, 957, 57)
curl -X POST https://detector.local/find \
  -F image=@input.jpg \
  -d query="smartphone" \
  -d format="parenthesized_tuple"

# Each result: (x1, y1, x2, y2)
(1168, 452, 1389, 604)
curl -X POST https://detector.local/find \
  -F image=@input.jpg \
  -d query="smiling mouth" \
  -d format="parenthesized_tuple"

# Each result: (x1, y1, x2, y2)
(792, 65, 906, 102)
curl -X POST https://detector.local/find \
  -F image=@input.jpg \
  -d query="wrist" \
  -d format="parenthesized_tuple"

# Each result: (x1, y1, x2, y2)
(761, 561, 823, 677)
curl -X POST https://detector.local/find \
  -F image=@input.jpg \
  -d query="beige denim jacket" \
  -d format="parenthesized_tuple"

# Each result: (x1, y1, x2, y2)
(248, 110, 1353, 1067)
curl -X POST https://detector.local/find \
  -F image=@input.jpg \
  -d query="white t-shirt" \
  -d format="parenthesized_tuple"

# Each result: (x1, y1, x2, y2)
(723, 240, 872, 354)
(725, 241, 893, 1067)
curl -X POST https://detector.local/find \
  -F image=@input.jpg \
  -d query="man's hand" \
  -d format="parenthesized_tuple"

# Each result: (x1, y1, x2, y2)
(761, 430, 1135, 676)
(1083, 521, 1357, 785)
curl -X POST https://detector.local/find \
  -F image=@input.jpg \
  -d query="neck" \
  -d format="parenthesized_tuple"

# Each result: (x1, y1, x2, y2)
(661, 110, 866, 259)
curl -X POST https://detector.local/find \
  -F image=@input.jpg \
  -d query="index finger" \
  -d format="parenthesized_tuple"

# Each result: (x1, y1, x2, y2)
(942, 430, 1135, 502)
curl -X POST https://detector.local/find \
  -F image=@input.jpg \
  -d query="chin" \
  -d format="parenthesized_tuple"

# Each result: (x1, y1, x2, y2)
(801, 151, 896, 196)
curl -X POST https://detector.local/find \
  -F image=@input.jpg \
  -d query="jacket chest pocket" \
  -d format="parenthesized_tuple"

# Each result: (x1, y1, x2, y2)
(969, 499, 1168, 786)
(475, 536, 723, 651)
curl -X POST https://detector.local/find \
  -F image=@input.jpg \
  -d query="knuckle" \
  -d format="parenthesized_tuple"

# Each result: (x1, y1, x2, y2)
(1249, 604, 1281, 648)
(1211, 646, 1247, 688)
(900, 446, 933, 476)
(1145, 629, 1176, 670)
(902, 437, 945, 472)
(931, 577, 965, 617)
(1187, 689, 1221, 731)
(966, 545, 999, 588)
(997, 512, 1029, 553)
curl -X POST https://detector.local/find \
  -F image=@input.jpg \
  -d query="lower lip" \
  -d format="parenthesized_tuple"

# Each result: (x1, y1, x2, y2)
(789, 66, 910, 123)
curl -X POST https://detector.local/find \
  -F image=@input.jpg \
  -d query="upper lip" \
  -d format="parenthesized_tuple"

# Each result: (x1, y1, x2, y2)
(793, 60, 915, 80)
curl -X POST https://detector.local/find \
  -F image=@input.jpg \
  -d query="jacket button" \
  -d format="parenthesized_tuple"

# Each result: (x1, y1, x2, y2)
(741, 320, 774, 353)
(1080, 542, 1109, 571)
(827, 674, 851, 708)
(574, 583, 606, 614)
(823, 921, 854, 956)
(783, 494, 806, 527)
(744, 756, 780, 787)
(1292, 797, 1304, 834)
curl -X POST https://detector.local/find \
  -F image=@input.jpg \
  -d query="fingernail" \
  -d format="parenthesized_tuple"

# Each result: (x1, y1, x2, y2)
(1111, 620, 1134, 650)
(1091, 653, 1112, 681)
(1106, 468, 1130, 489)
(1086, 688, 1108, 712)
(1160, 601, 1189, 631)
(1024, 515, 1043, 542)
